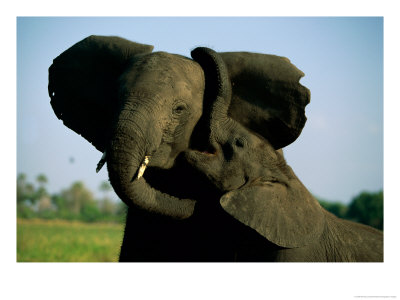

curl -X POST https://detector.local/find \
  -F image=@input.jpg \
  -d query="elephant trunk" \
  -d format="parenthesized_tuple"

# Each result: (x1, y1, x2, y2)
(107, 100, 151, 201)
(107, 99, 196, 219)
(191, 47, 232, 128)
(190, 47, 234, 155)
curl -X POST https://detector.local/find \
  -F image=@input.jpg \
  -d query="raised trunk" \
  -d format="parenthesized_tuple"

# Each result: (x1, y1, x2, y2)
(107, 100, 196, 219)
(190, 47, 235, 155)
(191, 47, 232, 126)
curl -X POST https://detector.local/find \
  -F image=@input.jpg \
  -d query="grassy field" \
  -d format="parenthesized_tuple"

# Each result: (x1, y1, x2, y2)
(17, 218, 125, 262)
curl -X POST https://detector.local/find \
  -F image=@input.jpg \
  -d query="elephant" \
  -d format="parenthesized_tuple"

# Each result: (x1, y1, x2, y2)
(48, 35, 383, 262)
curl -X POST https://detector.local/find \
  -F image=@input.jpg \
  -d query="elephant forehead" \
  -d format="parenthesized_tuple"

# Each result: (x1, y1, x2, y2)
(133, 75, 200, 101)
(119, 52, 204, 105)
(173, 81, 194, 96)
(140, 52, 203, 84)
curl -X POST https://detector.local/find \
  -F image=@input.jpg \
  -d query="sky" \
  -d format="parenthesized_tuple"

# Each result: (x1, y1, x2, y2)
(17, 17, 383, 203)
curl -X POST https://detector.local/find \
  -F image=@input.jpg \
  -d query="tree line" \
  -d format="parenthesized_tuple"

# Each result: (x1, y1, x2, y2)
(317, 190, 383, 230)
(17, 173, 383, 229)
(17, 173, 127, 223)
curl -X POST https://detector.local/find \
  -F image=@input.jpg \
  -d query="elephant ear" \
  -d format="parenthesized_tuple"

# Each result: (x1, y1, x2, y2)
(48, 35, 154, 152)
(220, 52, 310, 149)
(220, 176, 325, 248)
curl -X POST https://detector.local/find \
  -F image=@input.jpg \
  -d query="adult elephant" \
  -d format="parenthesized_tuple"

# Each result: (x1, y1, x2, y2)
(49, 35, 383, 262)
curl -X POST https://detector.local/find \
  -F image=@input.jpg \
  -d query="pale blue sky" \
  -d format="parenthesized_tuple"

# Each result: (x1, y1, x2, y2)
(17, 17, 383, 203)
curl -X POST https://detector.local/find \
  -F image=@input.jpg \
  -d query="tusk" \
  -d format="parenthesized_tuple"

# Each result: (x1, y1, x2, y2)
(96, 151, 107, 173)
(137, 156, 151, 179)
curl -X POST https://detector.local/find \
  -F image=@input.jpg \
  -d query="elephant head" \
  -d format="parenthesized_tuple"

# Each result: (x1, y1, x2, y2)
(49, 36, 204, 218)
(49, 36, 315, 245)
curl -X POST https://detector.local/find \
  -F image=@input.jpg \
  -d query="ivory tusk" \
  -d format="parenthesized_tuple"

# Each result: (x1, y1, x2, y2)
(137, 156, 151, 179)
(96, 151, 107, 173)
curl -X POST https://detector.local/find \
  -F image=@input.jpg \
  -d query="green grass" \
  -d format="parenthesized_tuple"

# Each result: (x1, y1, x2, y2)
(17, 218, 125, 262)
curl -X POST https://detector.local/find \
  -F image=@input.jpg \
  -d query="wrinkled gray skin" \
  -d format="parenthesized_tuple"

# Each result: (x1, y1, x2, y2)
(49, 36, 383, 262)
(107, 51, 204, 219)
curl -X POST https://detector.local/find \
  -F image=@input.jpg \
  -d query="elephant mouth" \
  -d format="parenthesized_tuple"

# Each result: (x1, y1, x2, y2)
(141, 153, 222, 202)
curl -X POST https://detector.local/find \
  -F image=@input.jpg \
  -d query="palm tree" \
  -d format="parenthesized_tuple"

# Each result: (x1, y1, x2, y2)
(36, 174, 48, 188)
(62, 181, 94, 214)
(35, 173, 49, 201)
(99, 181, 112, 195)
(17, 173, 35, 204)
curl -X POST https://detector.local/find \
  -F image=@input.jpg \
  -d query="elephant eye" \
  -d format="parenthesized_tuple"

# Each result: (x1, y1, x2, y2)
(172, 103, 187, 115)
(234, 137, 247, 148)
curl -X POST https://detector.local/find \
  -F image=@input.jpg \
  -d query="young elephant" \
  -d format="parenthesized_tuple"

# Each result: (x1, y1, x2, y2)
(49, 36, 383, 262)
(186, 48, 383, 261)
(185, 116, 383, 261)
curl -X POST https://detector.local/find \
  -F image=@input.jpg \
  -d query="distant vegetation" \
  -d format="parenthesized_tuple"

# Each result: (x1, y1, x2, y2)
(17, 173, 383, 230)
(17, 218, 123, 262)
(17, 174, 127, 262)
(317, 190, 383, 230)
(17, 173, 127, 224)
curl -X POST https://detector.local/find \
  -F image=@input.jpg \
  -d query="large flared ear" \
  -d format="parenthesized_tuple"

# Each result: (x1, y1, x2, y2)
(48, 35, 154, 152)
(220, 52, 310, 149)
(220, 176, 325, 248)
